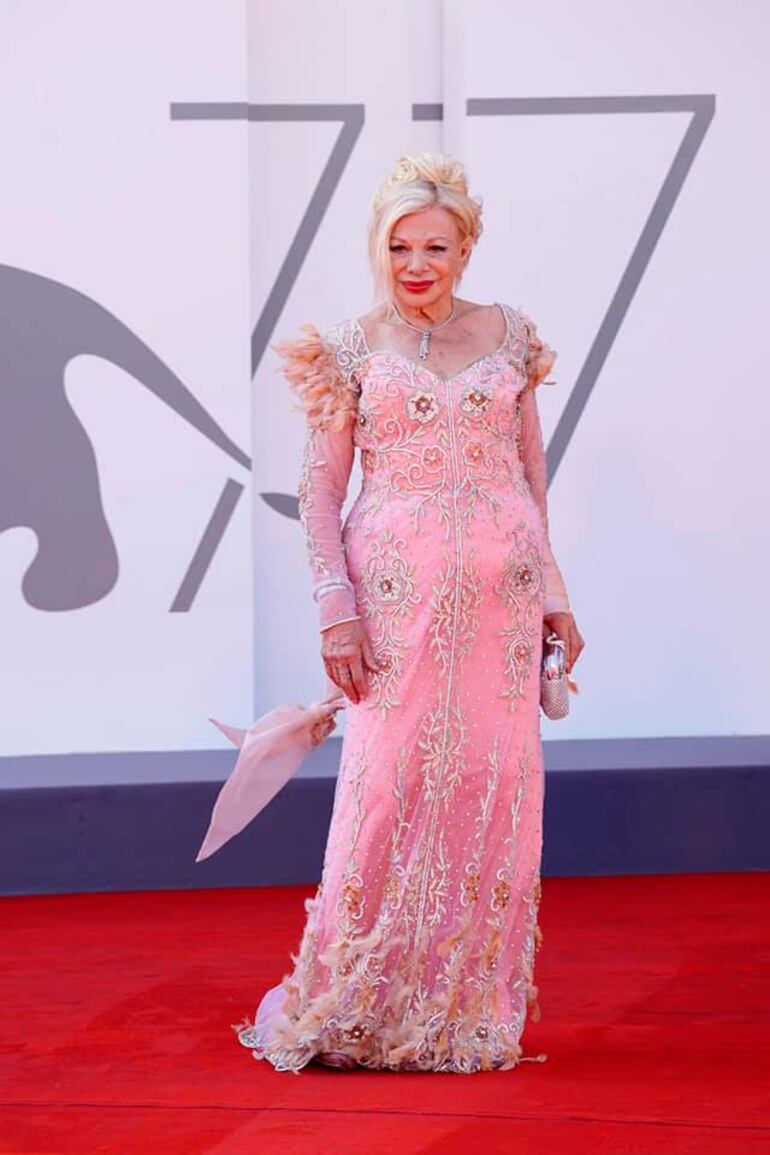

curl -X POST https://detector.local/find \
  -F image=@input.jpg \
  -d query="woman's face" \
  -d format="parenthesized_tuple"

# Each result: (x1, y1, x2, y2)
(388, 205, 471, 312)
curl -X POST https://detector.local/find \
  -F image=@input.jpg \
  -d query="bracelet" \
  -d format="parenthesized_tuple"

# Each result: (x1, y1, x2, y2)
(319, 615, 361, 633)
(314, 578, 355, 602)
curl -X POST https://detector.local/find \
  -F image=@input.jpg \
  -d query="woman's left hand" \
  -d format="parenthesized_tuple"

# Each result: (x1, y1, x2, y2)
(542, 611, 584, 674)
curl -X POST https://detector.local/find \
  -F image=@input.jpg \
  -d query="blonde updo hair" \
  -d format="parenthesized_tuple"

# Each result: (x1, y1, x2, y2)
(368, 152, 483, 304)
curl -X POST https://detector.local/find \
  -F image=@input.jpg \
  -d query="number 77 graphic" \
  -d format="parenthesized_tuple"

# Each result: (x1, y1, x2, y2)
(170, 94, 714, 552)
(170, 101, 364, 536)
(462, 95, 716, 481)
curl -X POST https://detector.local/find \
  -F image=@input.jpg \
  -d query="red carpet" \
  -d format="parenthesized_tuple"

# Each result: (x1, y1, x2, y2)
(1, 872, 767, 1154)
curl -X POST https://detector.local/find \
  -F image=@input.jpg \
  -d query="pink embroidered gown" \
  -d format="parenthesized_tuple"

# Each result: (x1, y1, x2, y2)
(235, 303, 571, 1073)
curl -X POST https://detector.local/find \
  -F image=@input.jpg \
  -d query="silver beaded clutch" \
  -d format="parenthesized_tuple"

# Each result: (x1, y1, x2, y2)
(540, 632, 573, 720)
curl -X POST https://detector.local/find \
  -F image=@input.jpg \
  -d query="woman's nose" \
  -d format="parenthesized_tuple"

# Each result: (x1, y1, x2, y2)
(407, 248, 426, 272)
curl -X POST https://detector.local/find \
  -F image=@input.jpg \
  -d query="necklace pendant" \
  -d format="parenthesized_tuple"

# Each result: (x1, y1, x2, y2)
(419, 330, 431, 360)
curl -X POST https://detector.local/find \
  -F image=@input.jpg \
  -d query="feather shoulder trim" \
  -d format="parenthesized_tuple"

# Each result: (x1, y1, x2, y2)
(521, 313, 558, 392)
(273, 323, 358, 431)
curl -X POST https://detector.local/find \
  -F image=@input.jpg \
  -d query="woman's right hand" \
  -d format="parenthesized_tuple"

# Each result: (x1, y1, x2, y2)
(321, 618, 381, 704)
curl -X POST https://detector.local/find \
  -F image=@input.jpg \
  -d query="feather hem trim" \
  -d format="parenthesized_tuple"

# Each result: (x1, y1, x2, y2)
(232, 904, 547, 1075)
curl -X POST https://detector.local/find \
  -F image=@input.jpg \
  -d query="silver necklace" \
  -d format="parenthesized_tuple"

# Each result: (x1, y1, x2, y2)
(392, 298, 457, 360)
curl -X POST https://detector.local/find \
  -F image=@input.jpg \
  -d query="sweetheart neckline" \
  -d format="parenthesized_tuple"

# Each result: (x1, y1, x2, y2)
(361, 346, 512, 384)
(352, 304, 514, 384)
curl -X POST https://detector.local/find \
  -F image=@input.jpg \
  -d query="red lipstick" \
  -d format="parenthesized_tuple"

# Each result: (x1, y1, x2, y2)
(402, 280, 434, 293)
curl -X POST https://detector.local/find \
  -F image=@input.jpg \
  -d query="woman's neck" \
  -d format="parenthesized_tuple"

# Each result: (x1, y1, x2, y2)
(390, 293, 455, 328)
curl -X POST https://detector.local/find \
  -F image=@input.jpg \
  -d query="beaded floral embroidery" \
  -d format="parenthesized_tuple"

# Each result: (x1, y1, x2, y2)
(246, 304, 569, 1073)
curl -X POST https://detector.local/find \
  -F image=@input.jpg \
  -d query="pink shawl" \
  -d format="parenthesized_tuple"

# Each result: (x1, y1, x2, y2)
(196, 682, 346, 861)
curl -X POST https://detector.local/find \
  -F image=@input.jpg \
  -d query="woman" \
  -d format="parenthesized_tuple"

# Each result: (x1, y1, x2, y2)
(234, 152, 585, 1073)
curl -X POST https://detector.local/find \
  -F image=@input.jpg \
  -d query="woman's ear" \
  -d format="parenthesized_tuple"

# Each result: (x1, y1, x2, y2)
(453, 240, 472, 287)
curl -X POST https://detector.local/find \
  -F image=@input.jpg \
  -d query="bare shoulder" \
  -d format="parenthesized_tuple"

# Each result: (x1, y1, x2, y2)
(456, 298, 509, 343)
(357, 304, 387, 327)
(355, 304, 388, 346)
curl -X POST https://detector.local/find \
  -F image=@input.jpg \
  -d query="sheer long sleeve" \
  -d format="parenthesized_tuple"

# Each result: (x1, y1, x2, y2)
(518, 316, 571, 616)
(297, 421, 358, 630)
(275, 324, 360, 632)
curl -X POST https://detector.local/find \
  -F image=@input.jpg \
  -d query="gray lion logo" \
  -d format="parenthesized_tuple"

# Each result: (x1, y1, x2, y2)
(0, 263, 251, 612)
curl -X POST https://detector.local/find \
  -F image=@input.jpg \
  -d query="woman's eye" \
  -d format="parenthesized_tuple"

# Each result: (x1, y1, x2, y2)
(389, 244, 446, 254)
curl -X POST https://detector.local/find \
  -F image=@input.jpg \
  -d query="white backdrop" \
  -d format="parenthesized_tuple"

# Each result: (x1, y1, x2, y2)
(1, 0, 768, 765)
(0, 1, 253, 755)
